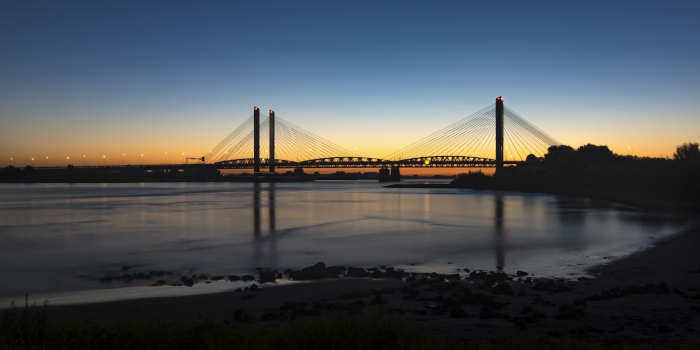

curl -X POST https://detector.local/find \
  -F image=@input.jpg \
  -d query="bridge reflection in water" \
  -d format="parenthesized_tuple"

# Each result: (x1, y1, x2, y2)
(494, 195, 505, 272)
(249, 184, 509, 273)
(251, 183, 278, 268)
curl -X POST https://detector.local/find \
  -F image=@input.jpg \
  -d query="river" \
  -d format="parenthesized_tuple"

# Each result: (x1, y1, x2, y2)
(0, 181, 682, 305)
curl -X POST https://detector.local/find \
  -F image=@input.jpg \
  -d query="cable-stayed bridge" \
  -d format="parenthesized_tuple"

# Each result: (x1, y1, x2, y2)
(209, 97, 558, 174)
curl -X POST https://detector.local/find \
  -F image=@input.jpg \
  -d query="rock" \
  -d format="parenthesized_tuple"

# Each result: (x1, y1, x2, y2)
(533, 278, 570, 293)
(258, 270, 277, 283)
(181, 277, 194, 287)
(289, 262, 339, 280)
(468, 271, 509, 285)
(492, 282, 515, 296)
(516, 270, 529, 277)
(532, 294, 555, 307)
(585, 283, 670, 301)
(326, 265, 346, 277)
(347, 267, 370, 278)
(443, 273, 460, 281)
(383, 267, 408, 279)
(241, 275, 255, 282)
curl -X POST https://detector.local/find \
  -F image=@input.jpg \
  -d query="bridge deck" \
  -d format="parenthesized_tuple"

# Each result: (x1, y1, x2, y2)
(214, 156, 523, 169)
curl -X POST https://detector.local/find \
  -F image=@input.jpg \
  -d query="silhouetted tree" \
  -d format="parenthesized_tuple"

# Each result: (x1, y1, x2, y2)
(544, 145, 575, 164)
(525, 154, 539, 164)
(543, 145, 577, 173)
(673, 143, 700, 163)
(576, 144, 614, 163)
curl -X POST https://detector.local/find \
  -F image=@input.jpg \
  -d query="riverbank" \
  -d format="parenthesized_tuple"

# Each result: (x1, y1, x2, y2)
(19, 224, 696, 347)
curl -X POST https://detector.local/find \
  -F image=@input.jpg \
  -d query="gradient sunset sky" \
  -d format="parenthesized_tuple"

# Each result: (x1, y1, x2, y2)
(2, 0, 699, 166)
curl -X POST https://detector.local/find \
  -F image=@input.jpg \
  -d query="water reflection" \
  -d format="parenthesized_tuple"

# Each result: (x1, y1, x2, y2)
(268, 183, 276, 234)
(251, 183, 278, 268)
(252, 183, 277, 238)
(253, 182, 261, 238)
(494, 195, 505, 272)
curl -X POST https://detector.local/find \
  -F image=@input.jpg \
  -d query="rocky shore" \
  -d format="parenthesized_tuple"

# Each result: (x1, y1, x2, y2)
(43, 225, 700, 346)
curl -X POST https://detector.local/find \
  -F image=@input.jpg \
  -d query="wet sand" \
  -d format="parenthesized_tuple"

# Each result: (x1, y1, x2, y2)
(43, 225, 700, 344)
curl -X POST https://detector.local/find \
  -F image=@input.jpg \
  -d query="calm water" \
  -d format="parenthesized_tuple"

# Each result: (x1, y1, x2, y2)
(0, 181, 683, 304)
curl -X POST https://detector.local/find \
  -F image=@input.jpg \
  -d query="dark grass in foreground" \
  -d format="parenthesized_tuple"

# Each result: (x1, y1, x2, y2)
(2, 305, 699, 350)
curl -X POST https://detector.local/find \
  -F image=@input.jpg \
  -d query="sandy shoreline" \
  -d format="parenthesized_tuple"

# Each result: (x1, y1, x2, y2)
(35, 222, 700, 344)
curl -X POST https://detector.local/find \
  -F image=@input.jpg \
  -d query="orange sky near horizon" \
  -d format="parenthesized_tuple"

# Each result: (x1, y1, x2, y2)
(1, 111, 693, 169)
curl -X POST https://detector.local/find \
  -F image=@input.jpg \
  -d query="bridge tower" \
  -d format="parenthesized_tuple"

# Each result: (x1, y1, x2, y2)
(269, 109, 275, 173)
(253, 106, 260, 173)
(495, 96, 504, 175)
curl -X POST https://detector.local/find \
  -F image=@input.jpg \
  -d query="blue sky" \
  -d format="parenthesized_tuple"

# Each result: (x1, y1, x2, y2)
(2, 0, 699, 164)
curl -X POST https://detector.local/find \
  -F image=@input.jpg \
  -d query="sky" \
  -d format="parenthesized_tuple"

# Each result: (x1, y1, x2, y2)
(2, 0, 700, 166)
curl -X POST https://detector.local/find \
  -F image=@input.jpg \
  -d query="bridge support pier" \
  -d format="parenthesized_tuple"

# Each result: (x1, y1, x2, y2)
(269, 110, 275, 173)
(390, 165, 401, 181)
(379, 165, 401, 182)
(253, 106, 261, 174)
(495, 96, 504, 176)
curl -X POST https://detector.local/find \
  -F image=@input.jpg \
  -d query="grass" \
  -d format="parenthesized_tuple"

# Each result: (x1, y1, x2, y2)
(1, 303, 699, 350)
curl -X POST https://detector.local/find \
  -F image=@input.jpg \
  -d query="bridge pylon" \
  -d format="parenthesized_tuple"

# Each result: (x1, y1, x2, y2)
(253, 106, 260, 173)
(269, 109, 275, 173)
(495, 96, 504, 175)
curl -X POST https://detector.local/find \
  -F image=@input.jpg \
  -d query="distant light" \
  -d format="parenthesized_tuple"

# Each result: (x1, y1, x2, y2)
(181, 152, 185, 156)
(9, 157, 13, 161)
(140, 153, 144, 157)
(82, 154, 86, 158)
(66, 156, 70, 160)
(121, 153, 126, 156)
(45, 156, 49, 160)
(102, 154, 106, 159)
(31, 157, 35, 161)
